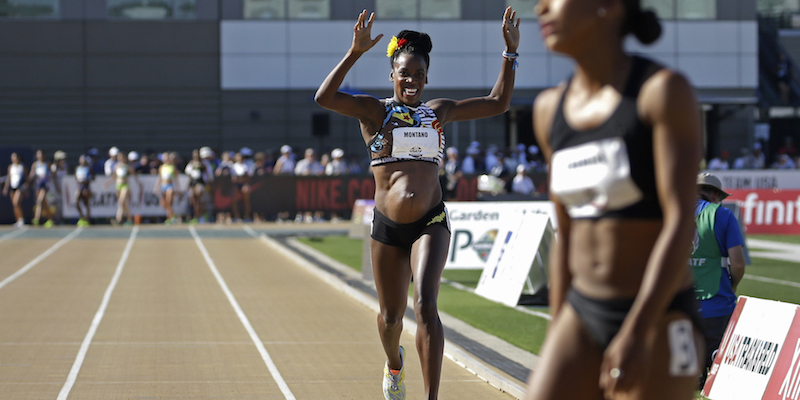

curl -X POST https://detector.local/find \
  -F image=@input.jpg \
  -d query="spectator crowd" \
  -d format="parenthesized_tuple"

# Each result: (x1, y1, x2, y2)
(706, 137, 800, 170)
(5, 135, 800, 226)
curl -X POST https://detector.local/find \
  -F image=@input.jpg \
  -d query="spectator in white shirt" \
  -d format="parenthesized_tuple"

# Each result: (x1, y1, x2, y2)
(511, 164, 536, 196)
(326, 148, 349, 175)
(104, 146, 119, 176)
(707, 150, 730, 170)
(295, 148, 324, 176)
(273, 145, 296, 175)
(461, 145, 479, 174)
(772, 153, 796, 169)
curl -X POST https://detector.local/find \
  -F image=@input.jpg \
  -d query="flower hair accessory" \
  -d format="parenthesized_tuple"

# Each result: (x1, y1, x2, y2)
(386, 36, 408, 58)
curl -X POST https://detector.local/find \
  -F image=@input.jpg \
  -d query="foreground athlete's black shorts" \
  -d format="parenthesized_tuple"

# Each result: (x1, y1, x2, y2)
(568, 286, 703, 350)
(371, 202, 450, 249)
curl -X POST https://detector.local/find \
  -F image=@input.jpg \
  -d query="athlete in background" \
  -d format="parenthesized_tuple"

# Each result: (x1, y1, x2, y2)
(315, 7, 519, 399)
(3, 152, 27, 227)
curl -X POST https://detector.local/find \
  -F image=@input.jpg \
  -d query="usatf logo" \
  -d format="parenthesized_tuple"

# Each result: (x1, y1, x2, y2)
(722, 334, 779, 375)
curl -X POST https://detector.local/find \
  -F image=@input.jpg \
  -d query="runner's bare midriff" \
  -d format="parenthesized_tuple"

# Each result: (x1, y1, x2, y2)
(372, 161, 442, 224)
(568, 218, 693, 299)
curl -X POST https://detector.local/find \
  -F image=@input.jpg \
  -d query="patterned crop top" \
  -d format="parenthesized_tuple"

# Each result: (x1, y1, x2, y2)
(368, 99, 444, 167)
(549, 56, 663, 220)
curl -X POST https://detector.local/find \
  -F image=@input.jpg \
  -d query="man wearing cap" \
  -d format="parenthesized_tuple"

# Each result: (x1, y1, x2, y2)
(693, 172, 746, 388)
(325, 148, 348, 176)
(273, 145, 295, 175)
(104, 147, 119, 176)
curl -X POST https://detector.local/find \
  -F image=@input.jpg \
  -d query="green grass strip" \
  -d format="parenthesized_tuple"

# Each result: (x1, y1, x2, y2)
(298, 234, 800, 358)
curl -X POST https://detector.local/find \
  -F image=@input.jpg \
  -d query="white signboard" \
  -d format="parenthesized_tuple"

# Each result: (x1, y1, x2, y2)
(475, 211, 553, 307)
(706, 170, 800, 190)
(59, 175, 190, 219)
(706, 296, 798, 400)
(444, 201, 556, 270)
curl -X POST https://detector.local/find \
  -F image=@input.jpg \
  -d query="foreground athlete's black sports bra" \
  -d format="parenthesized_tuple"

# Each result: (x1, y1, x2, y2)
(549, 56, 663, 220)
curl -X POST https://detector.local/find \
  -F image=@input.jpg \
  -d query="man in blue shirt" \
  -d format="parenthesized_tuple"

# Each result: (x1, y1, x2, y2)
(693, 173, 746, 388)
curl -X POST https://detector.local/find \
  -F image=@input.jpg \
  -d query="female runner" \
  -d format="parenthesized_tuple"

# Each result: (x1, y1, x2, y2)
(185, 149, 209, 223)
(154, 152, 181, 224)
(3, 152, 27, 227)
(29, 149, 53, 227)
(230, 152, 252, 222)
(315, 8, 519, 400)
(75, 155, 94, 226)
(524, 1, 704, 399)
(105, 152, 139, 225)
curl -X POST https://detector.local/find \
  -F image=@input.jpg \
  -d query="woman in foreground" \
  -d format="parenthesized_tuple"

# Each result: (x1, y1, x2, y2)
(315, 7, 519, 399)
(524, 0, 704, 399)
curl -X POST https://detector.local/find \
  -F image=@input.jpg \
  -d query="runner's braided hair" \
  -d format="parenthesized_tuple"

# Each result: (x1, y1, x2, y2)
(389, 30, 433, 69)
(622, 0, 661, 45)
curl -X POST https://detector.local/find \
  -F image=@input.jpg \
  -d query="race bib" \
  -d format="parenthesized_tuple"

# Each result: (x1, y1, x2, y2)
(390, 127, 441, 159)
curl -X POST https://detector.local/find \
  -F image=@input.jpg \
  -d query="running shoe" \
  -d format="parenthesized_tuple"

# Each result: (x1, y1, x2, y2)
(14, 218, 24, 228)
(382, 346, 405, 400)
(77, 219, 90, 227)
(43, 220, 53, 228)
(32, 218, 39, 226)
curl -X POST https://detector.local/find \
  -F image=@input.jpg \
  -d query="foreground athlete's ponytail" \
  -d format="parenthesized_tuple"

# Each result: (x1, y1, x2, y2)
(622, 0, 661, 45)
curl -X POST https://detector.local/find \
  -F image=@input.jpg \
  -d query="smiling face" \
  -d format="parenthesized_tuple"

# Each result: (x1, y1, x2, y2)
(391, 53, 428, 106)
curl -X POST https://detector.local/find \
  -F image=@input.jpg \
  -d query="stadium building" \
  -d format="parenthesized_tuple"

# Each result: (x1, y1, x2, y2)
(0, 0, 786, 165)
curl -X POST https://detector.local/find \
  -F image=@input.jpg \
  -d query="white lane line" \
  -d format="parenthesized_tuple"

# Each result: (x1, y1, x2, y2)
(0, 227, 83, 291)
(747, 238, 800, 253)
(744, 274, 800, 289)
(0, 227, 27, 243)
(189, 226, 296, 400)
(57, 226, 138, 400)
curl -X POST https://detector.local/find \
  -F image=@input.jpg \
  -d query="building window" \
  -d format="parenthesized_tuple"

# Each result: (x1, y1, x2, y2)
(758, 0, 800, 14)
(643, 0, 675, 20)
(245, 0, 285, 19)
(0, 0, 59, 17)
(677, 0, 715, 19)
(420, 0, 460, 19)
(288, 0, 328, 19)
(507, 0, 538, 20)
(108, 0, 196, 19)
(376, 0, 418, 20)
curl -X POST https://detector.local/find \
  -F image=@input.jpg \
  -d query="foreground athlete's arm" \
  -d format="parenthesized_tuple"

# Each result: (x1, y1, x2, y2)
(532, 85, 571, 319)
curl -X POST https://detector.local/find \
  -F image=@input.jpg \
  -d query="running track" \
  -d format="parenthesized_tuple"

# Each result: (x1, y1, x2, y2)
(0, 224, 519, 399)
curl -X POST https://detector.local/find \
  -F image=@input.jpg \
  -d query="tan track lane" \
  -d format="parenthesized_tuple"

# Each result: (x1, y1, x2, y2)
(0, 234, 130, 399)
(200, 236, 515, 399)
(0, 237, 62, 278)
(0, 227, 517, 399)
(67, 237, 284, 399)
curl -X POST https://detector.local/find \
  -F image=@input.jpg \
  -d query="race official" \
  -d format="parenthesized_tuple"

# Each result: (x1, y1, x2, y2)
(693, 172, 746, 388)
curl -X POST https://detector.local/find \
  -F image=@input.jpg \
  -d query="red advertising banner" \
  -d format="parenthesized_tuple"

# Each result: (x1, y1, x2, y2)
(727, 189, 800, 235)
